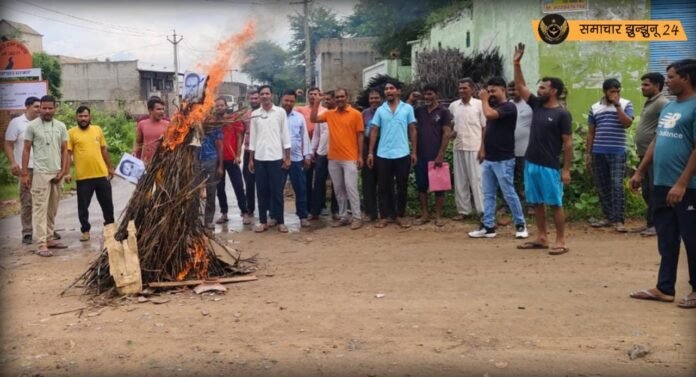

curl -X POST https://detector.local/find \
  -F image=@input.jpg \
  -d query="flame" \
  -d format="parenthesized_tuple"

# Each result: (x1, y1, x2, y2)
(164, 21, 255, 150)
(176, 236, 210, 281)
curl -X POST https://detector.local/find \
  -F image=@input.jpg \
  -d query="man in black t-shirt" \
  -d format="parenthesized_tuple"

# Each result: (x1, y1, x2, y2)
(512, 43, 574, 255)
(468, 77, 528, 239)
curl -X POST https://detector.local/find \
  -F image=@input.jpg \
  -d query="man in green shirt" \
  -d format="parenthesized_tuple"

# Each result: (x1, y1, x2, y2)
(634, 72, 670, 236)
(22, 95, 69, 256)
(630, 59, 696, 309)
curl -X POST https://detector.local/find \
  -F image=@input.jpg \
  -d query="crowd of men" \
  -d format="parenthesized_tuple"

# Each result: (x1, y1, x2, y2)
(3, 44, 695, 308)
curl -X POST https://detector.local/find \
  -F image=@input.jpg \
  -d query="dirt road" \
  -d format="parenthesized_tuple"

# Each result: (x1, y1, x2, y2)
(1, 206, 694, 377)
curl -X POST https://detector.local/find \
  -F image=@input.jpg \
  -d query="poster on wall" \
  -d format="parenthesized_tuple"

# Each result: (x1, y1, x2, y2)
(0, 81, 48, 110)
(542, 0, 589, 13)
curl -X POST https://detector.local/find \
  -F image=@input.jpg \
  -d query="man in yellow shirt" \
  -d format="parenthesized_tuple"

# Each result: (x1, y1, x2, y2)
(64, 106, 115, 242)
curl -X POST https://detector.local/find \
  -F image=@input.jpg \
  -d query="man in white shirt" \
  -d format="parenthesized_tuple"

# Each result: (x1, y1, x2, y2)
(4, 96, 40, 244)
(449, 78, 486, 219)
(248, 85, 291, 233)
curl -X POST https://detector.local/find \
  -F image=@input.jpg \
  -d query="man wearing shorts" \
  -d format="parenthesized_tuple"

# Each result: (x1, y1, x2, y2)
(512, 43, 573, 255)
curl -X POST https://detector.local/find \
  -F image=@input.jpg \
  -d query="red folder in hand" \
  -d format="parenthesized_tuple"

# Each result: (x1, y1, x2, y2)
(428, 161, 452, 192)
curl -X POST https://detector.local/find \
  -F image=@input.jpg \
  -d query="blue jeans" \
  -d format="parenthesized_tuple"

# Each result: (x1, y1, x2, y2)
(285, 161, 308, 219)
(482, 159, 525, 228)
(217, 160, 248, 215)
(255, 159, 284, 224)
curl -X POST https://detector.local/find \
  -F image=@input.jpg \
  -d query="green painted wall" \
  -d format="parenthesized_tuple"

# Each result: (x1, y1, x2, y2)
(537, 0, 650, 131)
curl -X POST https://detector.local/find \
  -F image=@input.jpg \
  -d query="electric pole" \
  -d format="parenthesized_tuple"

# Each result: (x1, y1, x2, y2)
(291, 0, 312, 90)
(167, 30, 183, 107)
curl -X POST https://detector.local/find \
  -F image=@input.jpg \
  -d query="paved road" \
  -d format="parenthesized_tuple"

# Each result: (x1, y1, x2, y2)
(0, 174, 296, 248)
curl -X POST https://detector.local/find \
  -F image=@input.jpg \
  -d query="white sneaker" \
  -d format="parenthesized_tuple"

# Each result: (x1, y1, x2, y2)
(468, 225, 496, 238)
(515, 224, 529, 239)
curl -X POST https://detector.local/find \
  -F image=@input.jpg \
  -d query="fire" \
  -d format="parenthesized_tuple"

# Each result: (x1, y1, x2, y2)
(164, 21, 255, 150)
(176, 237, 210, 281)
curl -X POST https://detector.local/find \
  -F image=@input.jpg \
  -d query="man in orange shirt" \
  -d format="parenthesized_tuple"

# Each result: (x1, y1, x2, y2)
(310, 88, 364, 229)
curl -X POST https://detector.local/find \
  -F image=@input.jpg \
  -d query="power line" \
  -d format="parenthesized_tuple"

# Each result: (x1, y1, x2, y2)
(16, 0, 167, 37)
(85, 42, 168, 60)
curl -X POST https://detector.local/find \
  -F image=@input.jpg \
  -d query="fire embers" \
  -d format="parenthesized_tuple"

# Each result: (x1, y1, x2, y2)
(176, 237, 210, 281)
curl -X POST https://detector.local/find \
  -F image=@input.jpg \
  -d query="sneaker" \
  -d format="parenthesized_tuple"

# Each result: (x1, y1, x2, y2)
(515, 224, 529, 239)
(614, 222, 628, 233)
(22, 234, 32, 245)
(80, 232, 90, 242)
(468, 225, 496, 238)
(351, 219, 363, 230)
(640, 226, 656, 237)
(300, 218, 311, 228)
(242, 214, 253, 225)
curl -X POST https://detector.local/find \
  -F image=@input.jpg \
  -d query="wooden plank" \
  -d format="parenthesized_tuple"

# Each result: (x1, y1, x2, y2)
(148, 275, 257, 288)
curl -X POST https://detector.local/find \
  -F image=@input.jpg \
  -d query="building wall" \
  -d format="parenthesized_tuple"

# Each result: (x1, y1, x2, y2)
(61, 60, 143, 113)
(316, 37, 381, 97)
(0, 22, 43, 53)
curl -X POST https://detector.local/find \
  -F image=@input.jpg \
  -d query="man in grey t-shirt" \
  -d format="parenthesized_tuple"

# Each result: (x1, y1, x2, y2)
(634, 72, 670, 236)
(508, 80, 533, 205)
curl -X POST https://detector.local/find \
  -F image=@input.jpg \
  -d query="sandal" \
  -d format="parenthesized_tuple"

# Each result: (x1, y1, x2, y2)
(215, 215, 229, 224)
(677, 294, 696, 308)
(434, 219, 445, 227)
(36, 247, 53, 257)
(590, 219, 611, 228)
(47, 242, 67, 249)
(630, 288, 675, 303)
(278, 224, 289, 233)
(254, 223, 268, 233)
(374, 219, 389, 228)
(414, 217, 430, 226)
(395, 217, 411, 229)
(548, 246, 570, 255)
(517, 241, 549, 250)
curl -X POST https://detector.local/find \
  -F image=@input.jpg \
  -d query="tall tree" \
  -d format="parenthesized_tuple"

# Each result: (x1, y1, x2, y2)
(345, 0, 470, 64)
(288, 5, 344, 84)
(32, 52, 62, 99)
(241, 40, 303, 95)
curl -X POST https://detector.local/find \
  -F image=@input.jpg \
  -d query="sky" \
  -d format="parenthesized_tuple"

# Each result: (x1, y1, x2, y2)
(1, 0, 356, 83)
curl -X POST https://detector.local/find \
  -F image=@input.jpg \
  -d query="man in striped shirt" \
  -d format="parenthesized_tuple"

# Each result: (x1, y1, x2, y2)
(586, 78, 634, 232)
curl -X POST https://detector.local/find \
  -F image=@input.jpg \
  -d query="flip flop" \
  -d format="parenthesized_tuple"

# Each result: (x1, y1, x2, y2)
(278, 224, 289, 233)
(414, 218, 430, 226)
(548, 246, 569, 255)
(395, 218, 411, 228)
(434, 219, 445, 227)
(517, 241, 549, 250)
(47, 242, 67, 249)
(629, 289, 675, 303)
(36, 247, 53, 257)
(677, 294, 696, 308)
(374, 220, 388, 228)
(254, 224, 268, 233)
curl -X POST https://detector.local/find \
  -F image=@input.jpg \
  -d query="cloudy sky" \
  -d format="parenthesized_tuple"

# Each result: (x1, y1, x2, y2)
(1, 0, 356, 83)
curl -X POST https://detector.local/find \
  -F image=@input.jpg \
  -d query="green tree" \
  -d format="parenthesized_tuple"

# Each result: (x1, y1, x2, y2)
(345, 0, 471, 64)
(241, 41, 303, 96)
(32, 52, 62, 99)
(288, 6, 344, 83)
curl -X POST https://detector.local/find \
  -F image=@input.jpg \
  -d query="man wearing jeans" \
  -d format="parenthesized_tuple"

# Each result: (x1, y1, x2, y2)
(280, 90, 312, 228)
(367, 80, 417, 229)
(361, 89, 383, 222)
(587, 78, 634, 232)
(634, 72, 670, 237)
(296, 87, 326, 210)
(214, 97, 251, 225)
(64, 106, 115, 242)
(198, 118, 224, 230)
(630, 58, 696, 309)
(468, 77, 528, 239)
(449, 78, 486, 219)
(22, 95, 68, 256)
(248, 85, 291, 233)
(311, 88, 364, 229)
(4, 96, 40, 244)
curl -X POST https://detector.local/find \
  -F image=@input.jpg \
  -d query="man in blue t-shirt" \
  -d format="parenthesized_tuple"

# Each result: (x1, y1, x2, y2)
(629, 59, 696, 309)
(586, 79, 635, 232)
(198, 123, 224, 230)
(367, 80, 417, 229)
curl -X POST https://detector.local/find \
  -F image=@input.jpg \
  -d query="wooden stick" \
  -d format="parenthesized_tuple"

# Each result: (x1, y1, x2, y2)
(148, 275, 257, 288)
(50, 307, 87, 316)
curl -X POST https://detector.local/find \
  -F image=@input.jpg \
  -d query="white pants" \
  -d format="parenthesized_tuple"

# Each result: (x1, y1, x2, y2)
(328, 160, 361, 220)
(453, 150, 483, 215)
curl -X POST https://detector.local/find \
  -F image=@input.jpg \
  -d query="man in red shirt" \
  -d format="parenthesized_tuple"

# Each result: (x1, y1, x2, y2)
(134, 97, 169, 165)
(215, 97, 251, 225)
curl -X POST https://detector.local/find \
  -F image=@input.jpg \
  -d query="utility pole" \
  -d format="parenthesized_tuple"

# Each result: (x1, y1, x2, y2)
(291, 0, 312, 90)
(167, 30, 183, 107)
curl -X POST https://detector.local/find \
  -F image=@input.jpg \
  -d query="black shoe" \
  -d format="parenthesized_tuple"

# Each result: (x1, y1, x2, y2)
(22, 234, 32, 245)
(53, 231, 61, 240)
